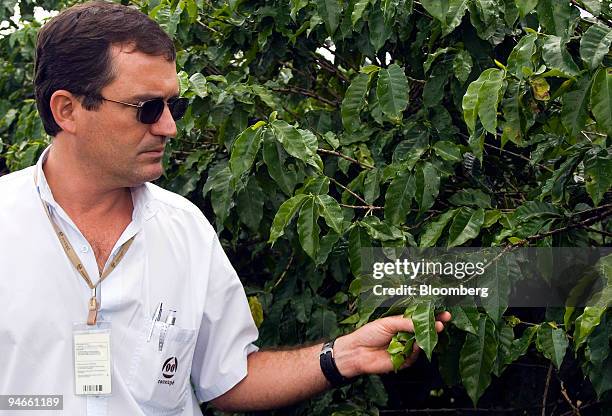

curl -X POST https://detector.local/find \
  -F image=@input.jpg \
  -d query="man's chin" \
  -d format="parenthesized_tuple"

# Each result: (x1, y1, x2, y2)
(127, 165, 164, 187)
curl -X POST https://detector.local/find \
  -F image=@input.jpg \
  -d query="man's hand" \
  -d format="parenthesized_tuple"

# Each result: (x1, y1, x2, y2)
(211, 311, 451, 412)
(333, 312, 452, 378)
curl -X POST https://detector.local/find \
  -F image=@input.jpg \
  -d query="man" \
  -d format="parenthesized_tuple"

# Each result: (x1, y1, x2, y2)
(0, 1, 450, 414)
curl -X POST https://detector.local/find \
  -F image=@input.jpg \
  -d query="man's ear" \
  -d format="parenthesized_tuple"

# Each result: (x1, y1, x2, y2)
(49, 90, 80, 134)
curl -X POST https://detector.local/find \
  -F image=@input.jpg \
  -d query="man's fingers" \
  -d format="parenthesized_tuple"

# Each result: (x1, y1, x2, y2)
(383, 312, 450, 335)
(399, 345, 420, 369)
(435, 311, 452, 323)
(435, 321, 444, 332)
(381, 315, 415, 333)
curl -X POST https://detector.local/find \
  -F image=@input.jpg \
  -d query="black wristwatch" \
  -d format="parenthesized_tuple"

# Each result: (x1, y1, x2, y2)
(319, 338, 352, 388)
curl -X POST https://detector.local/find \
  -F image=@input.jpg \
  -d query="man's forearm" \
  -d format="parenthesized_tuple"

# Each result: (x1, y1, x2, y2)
(209, 313, 451, 412)
(211, 337, 357, 412)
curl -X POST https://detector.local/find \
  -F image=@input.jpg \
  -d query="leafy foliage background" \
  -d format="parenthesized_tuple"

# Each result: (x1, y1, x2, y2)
(1, 0, 611, 414)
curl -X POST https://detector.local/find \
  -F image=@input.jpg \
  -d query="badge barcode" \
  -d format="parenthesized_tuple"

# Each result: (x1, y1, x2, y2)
(83, 385, 102, 392)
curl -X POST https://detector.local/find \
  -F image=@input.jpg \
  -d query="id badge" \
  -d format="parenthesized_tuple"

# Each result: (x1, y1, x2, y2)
(72, 322, 112, 396)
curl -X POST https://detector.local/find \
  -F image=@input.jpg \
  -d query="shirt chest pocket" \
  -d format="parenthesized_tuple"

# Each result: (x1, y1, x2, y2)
(127, 318, 197, 416)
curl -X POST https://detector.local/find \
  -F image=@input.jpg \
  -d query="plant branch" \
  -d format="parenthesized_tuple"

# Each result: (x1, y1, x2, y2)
(582, 225, 612, 238)
(339, 203, 383, 210)
(541, 363, 553, 416)
(484, 142, 555, 173)
(271, 87, 338, 107)
(272, 253, 294, 290)
(518, 209, 612, 245)
(559, 380, 581, 416)
(329, 177, 368, 205)
(317, 148, 375, 169)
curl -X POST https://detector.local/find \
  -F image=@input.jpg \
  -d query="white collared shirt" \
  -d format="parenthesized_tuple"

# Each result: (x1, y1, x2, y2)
(0, 147, 259, 415)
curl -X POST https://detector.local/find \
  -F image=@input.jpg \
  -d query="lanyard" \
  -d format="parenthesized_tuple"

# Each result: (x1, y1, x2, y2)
(35, 170, 135, 325)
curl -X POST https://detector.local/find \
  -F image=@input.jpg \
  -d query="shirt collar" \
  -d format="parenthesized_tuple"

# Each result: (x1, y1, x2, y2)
(34, 145, 158, 223)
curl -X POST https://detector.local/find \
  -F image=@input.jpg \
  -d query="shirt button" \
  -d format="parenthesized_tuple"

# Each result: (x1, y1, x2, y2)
(81, 246, 89, 253)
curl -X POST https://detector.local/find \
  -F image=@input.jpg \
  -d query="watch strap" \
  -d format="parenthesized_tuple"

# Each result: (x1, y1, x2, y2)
(319, 339, 351, 387)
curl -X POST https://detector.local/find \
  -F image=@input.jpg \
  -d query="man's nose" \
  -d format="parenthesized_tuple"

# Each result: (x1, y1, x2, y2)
(150, 103, 177, 138)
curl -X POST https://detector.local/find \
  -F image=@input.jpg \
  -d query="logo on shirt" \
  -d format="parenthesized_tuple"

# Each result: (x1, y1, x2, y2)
(157, 357, 178, 386)
(162, 357, 178, 378)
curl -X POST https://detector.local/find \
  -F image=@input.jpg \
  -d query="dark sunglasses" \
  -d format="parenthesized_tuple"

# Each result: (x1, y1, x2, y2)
(101, 96, 189, 124)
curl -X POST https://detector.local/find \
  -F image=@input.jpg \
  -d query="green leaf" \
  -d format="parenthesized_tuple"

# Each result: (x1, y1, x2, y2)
(189, 72, 207, 98)
(384, 170, 416, 224)
(262, 133, 299, 196)
(248, 296, 264, 328)
(424, 47, 454, 74)
(447, 207, 485, 247)
(342, 73, 370, 133)
(361, 216, 404, 241)
(297, 197, 320, 260)
(317, 0, 342, 35)
(236, 177, 264, 231)
(450, 306, 480, 335)
(268, 194, 309, 244)
(392, 123, 430, 168)
(411, 301, 438, 361)
(433, 140, 462, 162)
(206, 167, 234, 228)
(414, 162, 440, 215)
(537, 0, 578, 39)
(420, 0, 448, 21)
(298, 175, 330, 195)
(376, 64, 410, 122)
(590, 67, 612, 136)
(483, 210, 502, 228)
(369, 6, 393, 52)
(580, 24, 612, 70)
(442, 0, 469, 36)
(501, 79, 524, 146)
(479, 254, 514, 323)
(352, 0, 371, 25)
(516, 0, 538, 18)
(460, 315, 498, 405)
(453, 49, 473, 83)
(588, 355, 612, 398)
(584, 151, 612, 206)
(541, 35, 580, 77)
(364, 168, 382, 204)
(536, 323, 568, 369)
(462, 68, 506, 135)
(449, 189, 491, 209)
(272, 120, 317, 163)
(506, 33, 537, 79)
(506, 326, 537, 364)
(580, 0, 601, 16)
(493, 324, 514, 377)
(349, 225, 372, 277)
(574, 306, 607, 348)
(316, 194, 344, 234)
(561, 75, 592, 139)
(229, 124, 264, 177)
(306, 308, 339, 339)
(419, 209, 456, 247)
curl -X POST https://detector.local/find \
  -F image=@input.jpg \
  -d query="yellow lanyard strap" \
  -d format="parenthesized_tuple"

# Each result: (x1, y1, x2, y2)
(35, 172, 136, 325)
(42, 202, 135, 325)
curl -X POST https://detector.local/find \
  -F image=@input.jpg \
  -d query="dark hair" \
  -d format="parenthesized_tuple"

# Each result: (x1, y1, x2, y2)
(34, 1, 176, 136)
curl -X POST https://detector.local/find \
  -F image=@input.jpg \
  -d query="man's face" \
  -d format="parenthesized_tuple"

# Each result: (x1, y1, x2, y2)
(74, 45, 179, 187)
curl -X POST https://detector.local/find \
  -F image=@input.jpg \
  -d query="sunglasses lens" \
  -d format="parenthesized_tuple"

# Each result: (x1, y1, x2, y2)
(139, 99, 165, 124)
(168, 98, 188, 121)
